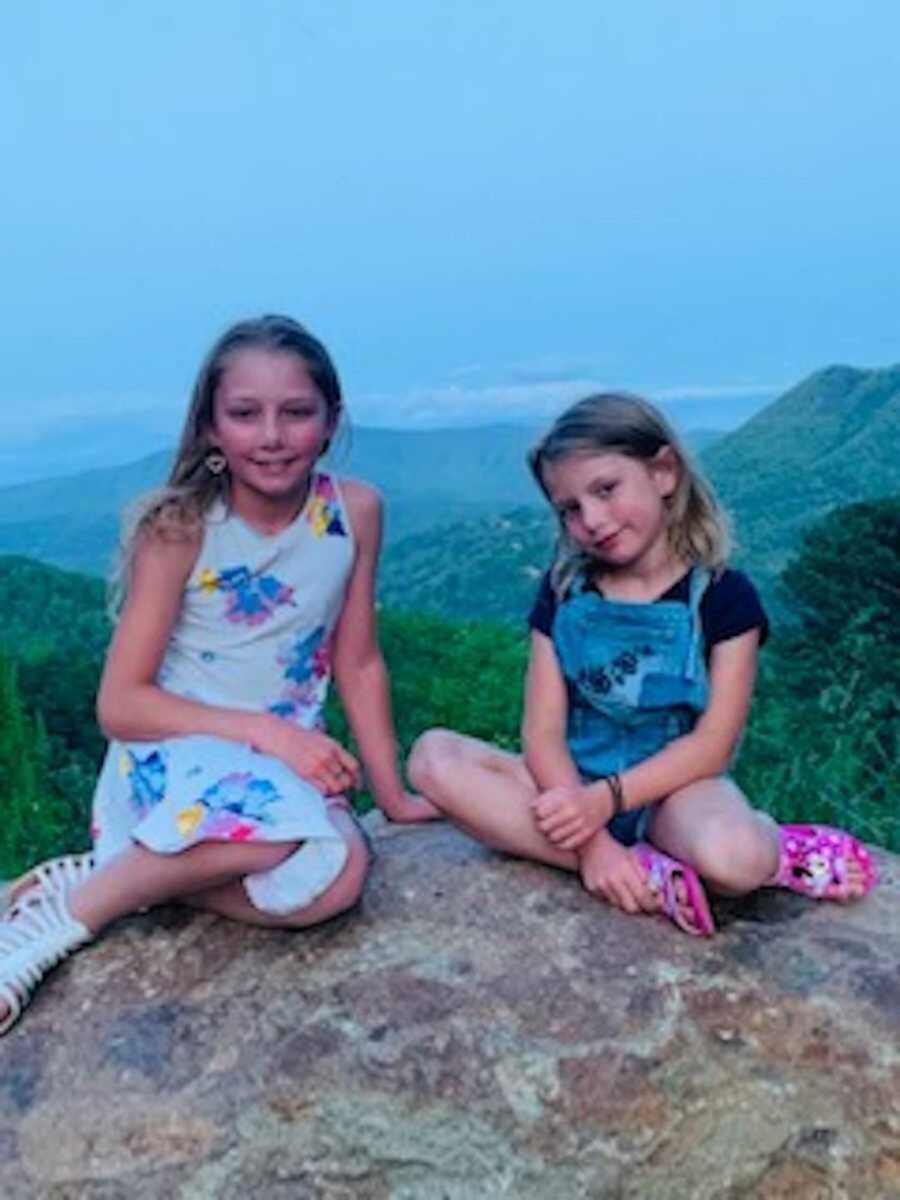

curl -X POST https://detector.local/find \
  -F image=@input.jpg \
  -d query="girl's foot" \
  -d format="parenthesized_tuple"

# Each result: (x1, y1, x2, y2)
(632, 843, 715, 937)
(772, 825, 877, 901)
(0, 890, 92, 1035)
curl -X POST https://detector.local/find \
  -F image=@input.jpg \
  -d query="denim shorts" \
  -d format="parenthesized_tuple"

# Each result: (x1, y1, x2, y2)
(607, 804, 655, 847)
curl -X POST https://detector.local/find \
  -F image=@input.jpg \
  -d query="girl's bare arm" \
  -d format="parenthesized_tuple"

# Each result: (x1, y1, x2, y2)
(521, 631, 583, 789)
(331, 479, 438, 821)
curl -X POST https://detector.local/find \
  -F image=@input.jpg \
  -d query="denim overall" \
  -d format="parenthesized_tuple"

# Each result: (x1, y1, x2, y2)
(552, 567, 711, 845)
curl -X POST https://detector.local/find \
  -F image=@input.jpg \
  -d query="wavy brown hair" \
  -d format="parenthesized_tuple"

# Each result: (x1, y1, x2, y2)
(111, 314, 343, 610)
(528, 391, 731, 598)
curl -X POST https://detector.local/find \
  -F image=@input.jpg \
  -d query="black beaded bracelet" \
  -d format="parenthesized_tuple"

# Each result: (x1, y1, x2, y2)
(605, 771, 625, 816)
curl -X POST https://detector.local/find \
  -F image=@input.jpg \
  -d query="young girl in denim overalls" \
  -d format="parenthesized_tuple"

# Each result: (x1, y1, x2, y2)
(410, 393, 876, 935)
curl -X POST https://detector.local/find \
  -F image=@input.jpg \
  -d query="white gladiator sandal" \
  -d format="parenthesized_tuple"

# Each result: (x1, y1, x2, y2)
(0, 852, 95, 916)
(0, 890, 92, 1035)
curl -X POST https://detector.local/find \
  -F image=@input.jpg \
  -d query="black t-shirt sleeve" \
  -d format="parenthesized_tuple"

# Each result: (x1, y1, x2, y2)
(701, 569, 769, 647)
(528, 571, 557, 636)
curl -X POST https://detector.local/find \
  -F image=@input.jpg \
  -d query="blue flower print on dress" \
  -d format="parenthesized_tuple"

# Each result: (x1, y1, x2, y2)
(124, 749, 167, 817)
(175, 771, 283, 841)
(269, 625, 331, 722)
(198, 562, 295, 627)
(201, 772, 281, 822)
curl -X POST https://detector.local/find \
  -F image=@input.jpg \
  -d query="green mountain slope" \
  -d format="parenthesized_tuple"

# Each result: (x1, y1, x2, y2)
(380, 507, 556, 624)
(704, 363, 900, 578)
(0, 555, 109, 655)
(0, 452, 171, 576)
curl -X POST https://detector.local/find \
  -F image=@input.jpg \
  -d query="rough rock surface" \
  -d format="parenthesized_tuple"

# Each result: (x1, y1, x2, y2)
(1, 819, 899, 1199)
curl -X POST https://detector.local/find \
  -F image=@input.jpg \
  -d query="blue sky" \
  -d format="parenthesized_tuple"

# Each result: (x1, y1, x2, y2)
(2, 2, 899, 481)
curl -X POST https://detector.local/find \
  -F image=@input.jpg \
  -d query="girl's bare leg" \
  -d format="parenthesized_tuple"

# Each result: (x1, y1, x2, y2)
(648, 777, 781, 896)
(0, 813, 370, 1030)
(410, 730, 673, 916)
(182, 808, 370, 928)
(66, 839, 301, 933)
(650, 777, 870, 899)
(408, 729, 578, 869)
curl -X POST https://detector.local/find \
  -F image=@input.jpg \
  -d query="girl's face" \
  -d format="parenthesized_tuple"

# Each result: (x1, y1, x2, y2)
(543, 449, 679, 573)
(211, 348, 334, 511)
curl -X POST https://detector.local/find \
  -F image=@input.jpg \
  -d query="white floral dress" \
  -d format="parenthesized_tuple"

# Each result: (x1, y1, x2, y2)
(91, 472, 356, 914)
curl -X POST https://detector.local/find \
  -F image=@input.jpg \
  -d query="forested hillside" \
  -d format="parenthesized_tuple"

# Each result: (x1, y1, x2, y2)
(0, 452, 170, 578)
(380, 507, 555, 623)
(1, 497, 897, 878)
(705, 363, 900, 578)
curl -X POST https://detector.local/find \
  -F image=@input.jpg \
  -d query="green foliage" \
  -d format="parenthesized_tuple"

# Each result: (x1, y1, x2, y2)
(326, 610, 528, 809)
(0, 653, 89, 876)
(0, 557, 105, 873)
(1, 488, 897, 877)
(734, 498, 900, 851)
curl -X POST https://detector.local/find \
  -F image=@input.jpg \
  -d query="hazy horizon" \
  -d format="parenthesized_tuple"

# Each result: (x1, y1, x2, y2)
(1, 386, 773, 488)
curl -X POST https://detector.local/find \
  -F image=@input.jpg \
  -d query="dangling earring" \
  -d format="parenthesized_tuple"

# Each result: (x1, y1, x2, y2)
(205, 450, 227, 475)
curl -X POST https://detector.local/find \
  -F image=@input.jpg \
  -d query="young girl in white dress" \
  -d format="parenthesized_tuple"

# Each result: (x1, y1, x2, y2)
(0, 313, 437, 1034)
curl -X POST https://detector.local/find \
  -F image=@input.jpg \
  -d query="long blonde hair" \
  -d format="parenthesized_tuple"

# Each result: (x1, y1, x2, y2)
(528, 391, 731, 598)
(111, 314, 343, 610)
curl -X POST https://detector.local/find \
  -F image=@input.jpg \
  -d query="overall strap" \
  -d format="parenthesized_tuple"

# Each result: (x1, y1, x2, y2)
(684, 566, 712, 678)
(687, 565, 711, 614)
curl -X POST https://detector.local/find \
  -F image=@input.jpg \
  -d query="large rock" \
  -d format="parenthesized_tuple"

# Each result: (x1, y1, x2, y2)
(1, 820, 899, 1199)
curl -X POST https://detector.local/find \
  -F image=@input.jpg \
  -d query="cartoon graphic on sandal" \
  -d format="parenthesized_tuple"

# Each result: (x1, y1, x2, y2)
(632, 842, 715, 937)
(774, 824, 877, 900)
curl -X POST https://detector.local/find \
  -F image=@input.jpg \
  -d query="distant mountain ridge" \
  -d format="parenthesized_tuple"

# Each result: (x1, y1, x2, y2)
(1, 362, 896, 614)
(378, 363, 900, 620)
(0, 423, 719, 576)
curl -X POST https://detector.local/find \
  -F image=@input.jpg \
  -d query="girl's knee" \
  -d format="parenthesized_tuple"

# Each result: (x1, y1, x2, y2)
(408, 727, 463, 790)
(653, 781, 778, 893)
(340, 834, 371, 904)
(327, 840, 370, 916)
(690, 815, 778, 893)
(281, 831, 370, 928)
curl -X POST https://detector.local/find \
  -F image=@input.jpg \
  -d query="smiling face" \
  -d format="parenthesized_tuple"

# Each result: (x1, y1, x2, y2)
(211, 347, 334, 515)
(543, 449, 679, 574)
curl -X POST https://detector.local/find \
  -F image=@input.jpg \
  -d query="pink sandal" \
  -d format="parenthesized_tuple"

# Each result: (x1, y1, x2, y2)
(632, 843, 715, 937)
(774, 824, 877, 900)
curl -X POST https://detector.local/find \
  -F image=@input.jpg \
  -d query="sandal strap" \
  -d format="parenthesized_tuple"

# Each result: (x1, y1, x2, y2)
(1, 853, 95, 917)
(0, 891, 91, 1036)
(34, 853, 95, 893)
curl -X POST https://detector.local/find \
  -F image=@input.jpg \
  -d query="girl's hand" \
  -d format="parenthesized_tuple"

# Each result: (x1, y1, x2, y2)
(579, 833, 659, 914)
(253, 714, 361, 796)
(380, 790, 442, 824)
(530, 783, 611, 850)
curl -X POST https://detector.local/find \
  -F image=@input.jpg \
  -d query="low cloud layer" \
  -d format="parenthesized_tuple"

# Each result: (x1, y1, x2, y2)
(353, 377, 781, 432)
